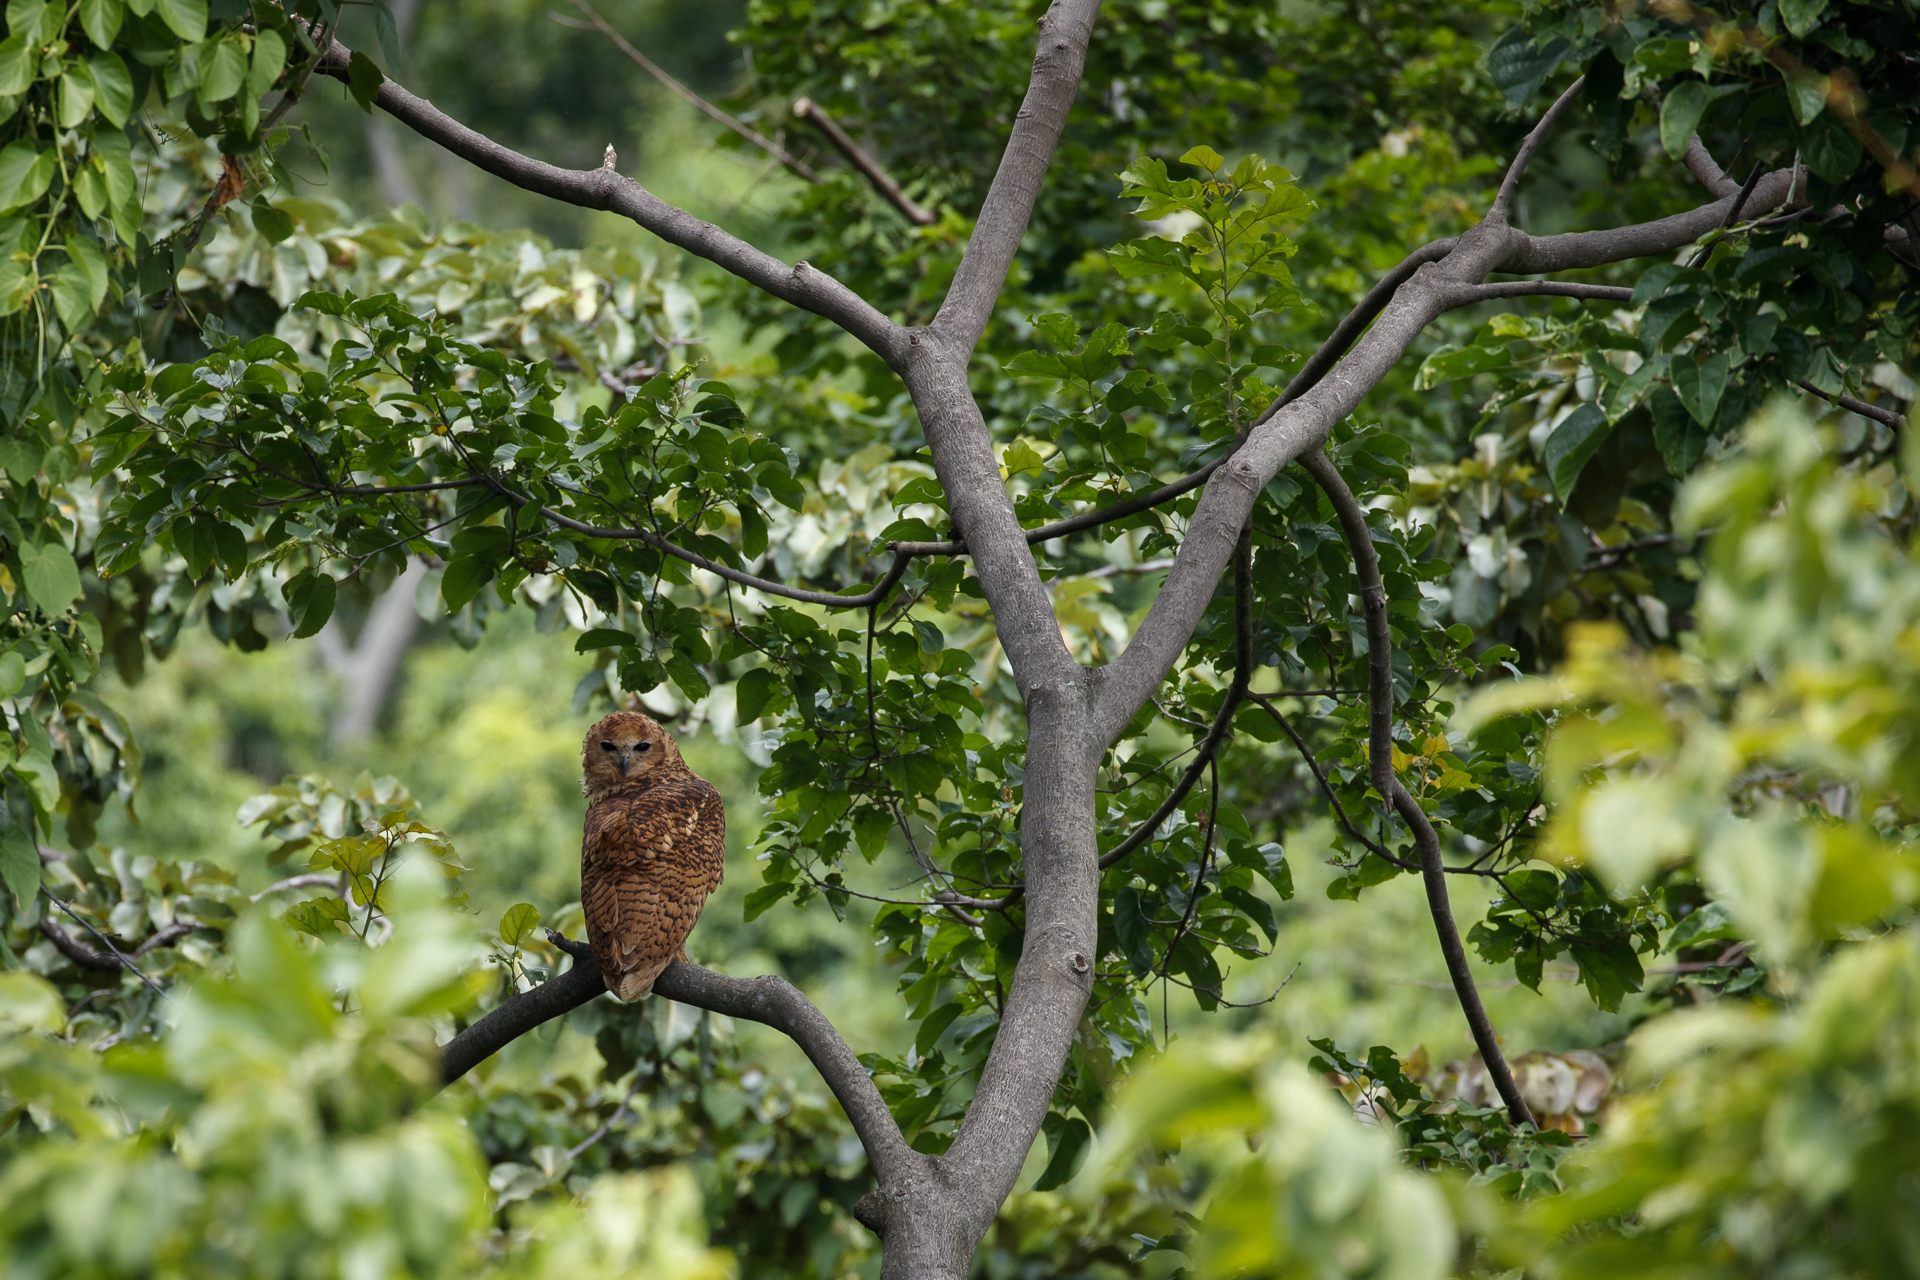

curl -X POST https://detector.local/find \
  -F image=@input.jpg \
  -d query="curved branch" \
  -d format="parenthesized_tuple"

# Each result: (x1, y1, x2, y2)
(1490, 77, 1587, 221)
(1299, 449, 1533, 1129)
(439, 934, 916, 1186)
(310, 33, 905, 367)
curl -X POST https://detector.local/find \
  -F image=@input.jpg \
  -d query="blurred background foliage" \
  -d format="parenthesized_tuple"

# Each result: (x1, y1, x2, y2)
(0, 0, 1915, 1275)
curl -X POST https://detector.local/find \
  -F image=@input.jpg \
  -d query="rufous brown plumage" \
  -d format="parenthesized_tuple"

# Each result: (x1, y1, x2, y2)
(579, 710, 725, 1001)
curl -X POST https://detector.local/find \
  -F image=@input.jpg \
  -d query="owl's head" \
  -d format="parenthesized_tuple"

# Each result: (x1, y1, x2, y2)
(581, 710, 681, 799)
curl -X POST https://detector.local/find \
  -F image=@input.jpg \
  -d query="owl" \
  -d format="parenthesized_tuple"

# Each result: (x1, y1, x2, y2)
(579, 710, 726, 1001)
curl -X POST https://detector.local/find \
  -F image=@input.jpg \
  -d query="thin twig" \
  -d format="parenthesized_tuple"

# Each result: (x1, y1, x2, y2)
(566, 0, 820, 182)
(565, 1072, 645, 1161)
(1490, 77, 1587, 222)
(1796, 379, 1906, 428)
(1687, 161, 1766, 268)
(40, 893, 172, 1001)
(793, 98, 934, 224)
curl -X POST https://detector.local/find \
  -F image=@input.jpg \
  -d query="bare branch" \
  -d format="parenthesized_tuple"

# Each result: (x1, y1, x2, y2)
(438, 934, 917, 1189)
(1797, 379, 1908, 428)
(1299, 449, 1534, 1129)
(40, 894, 173, 1000)
(930, 0, 1102, 353)
(793, 98, 936, 225)
(1687, 161, 1767, 268)
(310, 31, 905, 366)
(568, 0, 821, 183)
(1490, 77, 1586, 221)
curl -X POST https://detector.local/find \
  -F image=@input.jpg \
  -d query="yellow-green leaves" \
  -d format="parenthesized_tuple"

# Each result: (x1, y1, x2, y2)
(500, 902, 542, 947)
(1079, 1037, 1455, 1280)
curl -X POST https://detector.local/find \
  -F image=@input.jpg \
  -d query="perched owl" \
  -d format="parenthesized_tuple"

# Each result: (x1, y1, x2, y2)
(579, 710, 726, 1001)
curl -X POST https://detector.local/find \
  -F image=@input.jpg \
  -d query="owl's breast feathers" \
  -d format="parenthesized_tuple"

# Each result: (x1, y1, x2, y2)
(581, 768, 726, 1002)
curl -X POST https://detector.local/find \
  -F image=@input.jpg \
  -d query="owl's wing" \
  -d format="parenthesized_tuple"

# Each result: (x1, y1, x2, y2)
(581, 776, 726, 1002)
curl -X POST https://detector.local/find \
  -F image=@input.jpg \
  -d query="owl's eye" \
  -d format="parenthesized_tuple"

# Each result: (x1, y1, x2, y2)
(636, 742, 652, 753)
(600, 741, 616, 752)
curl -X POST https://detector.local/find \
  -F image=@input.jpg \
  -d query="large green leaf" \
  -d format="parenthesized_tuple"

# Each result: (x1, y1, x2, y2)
(0, 141, 55, 212)
(1544, 403, 1613, 499)
(16, 540, 81, 614)
(155, 0, 206, 41)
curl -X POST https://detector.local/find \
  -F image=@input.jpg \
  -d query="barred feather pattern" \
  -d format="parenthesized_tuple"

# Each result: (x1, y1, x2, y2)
(581, 752, 726, 1002)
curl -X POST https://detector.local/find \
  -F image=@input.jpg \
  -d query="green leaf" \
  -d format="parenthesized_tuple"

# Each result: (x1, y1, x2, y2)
(88, 51, 132, 125)
(16, 540, 80, 614)
(734, 666, 776, 724)
(1799, 113, 1862, 183)
(197, 36, 246, 103)
(1031, 1115, 1091, 1191)
(56, 69, 96, 129)
(1779, 0, 1828, 37)
(0, 35, 34, 97)
(346, 49, 384, 113)
(285, 895, 351, 937)
(1178, 145, 1224, 173)
(154, 0, 205, 40)
(0, 141, 55, 212)
(1650, 386, 1708, 476)
(284, 570, 337, 639)
(739, 503, 768, 560)
(1485, 26, 1570, 107)
(742, 881, 794, 921)
(246, 26, 285, 96)
(0, 650, 25, 698)
(499, 902, 541, 946)
(440, 554, 494, 611)
(1660, 81, 1712, 161)
(78, 0, 126, 48)
(1671, 351, 1729, 427)
(0, 824, 38, 908)
(1544, 403, 1613, 499)
(574, 627, 634, 653)
(50, 263, 97, 331)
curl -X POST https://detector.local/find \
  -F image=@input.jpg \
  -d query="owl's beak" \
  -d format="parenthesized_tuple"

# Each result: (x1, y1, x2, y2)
(618, 750, 632, 775)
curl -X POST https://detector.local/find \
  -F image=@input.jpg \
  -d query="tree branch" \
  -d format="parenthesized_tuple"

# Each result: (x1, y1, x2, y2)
(1489, 77, 1586, 221)
(1299, 448, 1533, 1128)
(793, 97, 935, 225)
(567, 0, 821, 183)
(438, 933, 916, 1188)
(930, 0, 1101, 353)
(1797, 379, 1907, 428)
(309, 30, 905, 366)
(1093, 140, 1806, 743)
